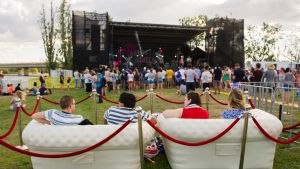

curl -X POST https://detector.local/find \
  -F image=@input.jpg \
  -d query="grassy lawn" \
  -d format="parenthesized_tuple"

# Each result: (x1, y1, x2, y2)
(0, 87, 299, 169)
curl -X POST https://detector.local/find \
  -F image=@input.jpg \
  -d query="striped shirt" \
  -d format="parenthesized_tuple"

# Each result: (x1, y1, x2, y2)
(104, 106, 151, 125)
(44, 109, 84, 125)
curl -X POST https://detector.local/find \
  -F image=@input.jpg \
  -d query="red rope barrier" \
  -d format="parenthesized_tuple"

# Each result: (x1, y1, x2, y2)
(208, 94, 228, 105)
(247, 98, 255, 109)
(147, 118, 240, 146)
(75, 96, 91, 105)
(136, 94, 148, 102)
(0, 107, 19, 139)
(282, 121, 300, 131)
(21, 99, 40, 116)
(252, 117, 300, 144)
(0, 120, 131, 158)
(41, 97, 59, 105)
(155, 94, 184, 104)
(101, 96, 119, 104)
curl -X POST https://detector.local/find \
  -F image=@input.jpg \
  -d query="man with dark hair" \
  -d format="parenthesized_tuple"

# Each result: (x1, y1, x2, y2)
(253, 63, 263, 83)
(233, 63, 245, 83)
(104, 92, 153, 125)
(32, 95, 93, 125)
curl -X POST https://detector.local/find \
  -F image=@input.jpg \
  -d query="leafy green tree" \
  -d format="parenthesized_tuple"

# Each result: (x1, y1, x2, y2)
(245, 22, 282, 61)
(179, 15, 208, 50)
(38, 1, 58, 71)
(58, 0, 73, 69)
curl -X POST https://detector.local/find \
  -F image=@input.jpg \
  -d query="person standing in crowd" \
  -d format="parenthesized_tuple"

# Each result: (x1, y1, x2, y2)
(96, 70, 103, 103)
(185, 64, 197, 93)
(222, 66, 231, 91)
(80, 71, 85, 88)
(194, 66, 201, 89)
(175, 68, 182, 89)
(283, 67, 295, 106)
(166, 67, 174, 89)
(111, 69, 117, 93)
(73, 69, 79, 89)
(127, 70, 134, 92)
(232, 63, 245, 88)
(39, 71, 46, 87)
(213, 66, 222, 94)
(295, 68, 300, 97)
(201, 65, 212, 92)
(146, 69, 155, 90)
(156, 68, 164, 93)
(141, 67, 147, 89)
(84, 70, 92, 93)
(261, 64, 277, 89)
(32, 95, 93, 125)
(253, 63, 263, 85)
(0, 74, 4, 95)
(278, 68, 285, 95)
(66, 77, 71, 91)
(134, 68, 140, 90)
(59, 72, 64, 89)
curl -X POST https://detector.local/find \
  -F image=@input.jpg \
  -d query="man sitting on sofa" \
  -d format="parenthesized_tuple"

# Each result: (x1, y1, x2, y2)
(104, 92, 156, 125)
(32, 95, 93, 125)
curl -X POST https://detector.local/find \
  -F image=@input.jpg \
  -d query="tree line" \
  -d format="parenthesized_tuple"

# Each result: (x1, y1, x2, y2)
(39, 0, 72, 71)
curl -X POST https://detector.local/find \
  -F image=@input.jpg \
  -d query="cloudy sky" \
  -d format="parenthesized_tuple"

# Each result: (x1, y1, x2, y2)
(0, 0, 299, 63)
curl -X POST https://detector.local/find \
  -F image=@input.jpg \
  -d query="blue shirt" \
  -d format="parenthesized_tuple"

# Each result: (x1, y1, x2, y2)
(96, 73, 103, 87)
(221, 109, 244, 119)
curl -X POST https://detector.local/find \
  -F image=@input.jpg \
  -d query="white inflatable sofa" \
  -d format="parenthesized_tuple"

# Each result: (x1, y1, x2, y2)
(158, 109, 282, 169)
(22, 121, 155, 169)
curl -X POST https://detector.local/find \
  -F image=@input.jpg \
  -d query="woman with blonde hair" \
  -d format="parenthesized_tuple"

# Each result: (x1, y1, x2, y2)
(220, 89, 245, 119)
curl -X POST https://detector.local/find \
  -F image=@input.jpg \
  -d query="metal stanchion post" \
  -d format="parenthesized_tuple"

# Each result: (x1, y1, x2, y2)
(92, 89, 98, 124)
(244, 90, 249, 105)
(37, 92, 41, 112)
(205, 87, 210, 111)
(239, 104, 250, 169)
(16, 98, 27, 150)
(137, 109, 144, 169)
(150, 89, 154, 114)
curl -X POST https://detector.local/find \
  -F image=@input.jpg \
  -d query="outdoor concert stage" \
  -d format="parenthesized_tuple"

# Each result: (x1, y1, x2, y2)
(72, 11, 244, 70)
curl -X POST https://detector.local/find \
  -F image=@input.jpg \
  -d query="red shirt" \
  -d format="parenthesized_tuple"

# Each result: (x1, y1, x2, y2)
(181, 105, 209, 119)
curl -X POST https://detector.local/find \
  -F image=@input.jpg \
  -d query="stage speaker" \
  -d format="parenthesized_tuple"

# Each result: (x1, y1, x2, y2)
(91, 25, 100, 52)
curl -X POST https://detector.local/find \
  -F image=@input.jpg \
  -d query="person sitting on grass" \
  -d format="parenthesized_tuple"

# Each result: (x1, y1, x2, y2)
(162, 92, 209, 119)
(176, 80, 187, 95)
(220, 88, 245, 119)
(32, 95, 93, 125)
(104, 92, 156, 125)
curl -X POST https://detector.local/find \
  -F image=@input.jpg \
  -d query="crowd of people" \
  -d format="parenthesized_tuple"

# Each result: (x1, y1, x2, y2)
(70, 62, 300, 99)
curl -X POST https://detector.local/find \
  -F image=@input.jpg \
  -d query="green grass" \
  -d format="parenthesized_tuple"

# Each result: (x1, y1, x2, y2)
(0, 88, 300, 169)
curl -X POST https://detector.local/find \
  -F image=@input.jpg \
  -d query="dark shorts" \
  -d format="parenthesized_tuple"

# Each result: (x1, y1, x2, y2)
(284, 84, 292, 91)
(213, 80, 221, 86)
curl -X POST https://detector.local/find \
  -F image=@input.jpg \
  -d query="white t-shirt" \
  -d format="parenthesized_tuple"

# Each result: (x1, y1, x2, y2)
(74, 71, 79, 79)
(201, 71, 212, 83)
(128, 74, 134, 81)
(179, 69, 186, 79)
